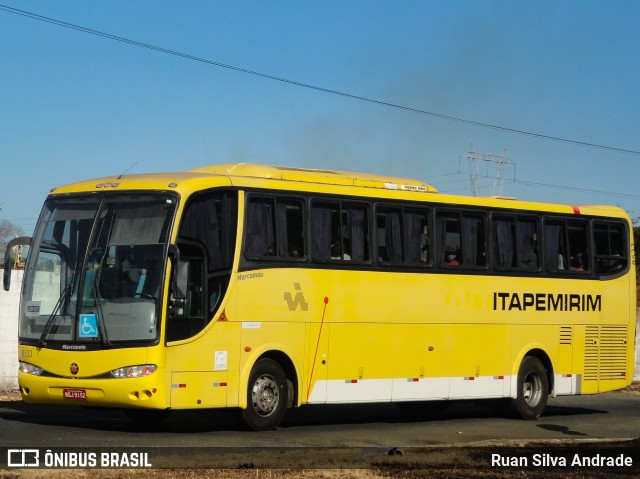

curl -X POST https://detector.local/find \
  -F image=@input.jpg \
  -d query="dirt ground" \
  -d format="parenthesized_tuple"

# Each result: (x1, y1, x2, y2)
(2, 384, 639, 478)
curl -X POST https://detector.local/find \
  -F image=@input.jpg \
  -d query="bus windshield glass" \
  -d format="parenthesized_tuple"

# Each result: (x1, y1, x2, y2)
(20, 194, 176, 346)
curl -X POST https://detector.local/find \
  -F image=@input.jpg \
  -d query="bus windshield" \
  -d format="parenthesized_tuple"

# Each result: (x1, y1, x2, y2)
(20, 194, 176, 347)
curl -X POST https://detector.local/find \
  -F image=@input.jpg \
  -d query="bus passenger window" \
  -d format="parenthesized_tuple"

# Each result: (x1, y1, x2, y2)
(245, 197, 276, 257)
(245, 196, 306, 260)
(494, 216, 539, 271)
(436, 211, 486, 268)
(544, 219, 589, 274)
(376, 207, 430, 265)
(594, 222, 627, 274)
(312, 201, 369, 262)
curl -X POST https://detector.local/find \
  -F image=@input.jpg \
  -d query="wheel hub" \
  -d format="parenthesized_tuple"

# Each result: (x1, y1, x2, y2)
(251, 374, 279, 417)
(523, 371, 542, 406)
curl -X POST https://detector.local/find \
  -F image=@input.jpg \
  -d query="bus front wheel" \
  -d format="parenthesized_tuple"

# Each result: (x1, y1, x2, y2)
(241, 358, 288, 431)
(512, 356, 548, 420)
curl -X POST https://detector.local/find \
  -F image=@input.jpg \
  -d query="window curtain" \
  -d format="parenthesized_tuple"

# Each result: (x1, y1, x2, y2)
(275, 201, 289, 257)
(346, 207, 366, 261)
(544, 223, 563, 271)
(311, 205, 333, 259)
(110, 214, 166, 245)
(461, 215, 481, 266)
(385, 211, 402, 262)
(217, 193, 237, 270)
(181, 196, 223, 270)
(516, 220, 538, 270)
(495, 219, 513, 268)
(437, 214, 449, 264)
(245, 199, 274, 257)
(404, 211, 424, 263)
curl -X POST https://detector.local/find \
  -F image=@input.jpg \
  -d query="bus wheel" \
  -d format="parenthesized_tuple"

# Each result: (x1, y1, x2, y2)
(241, 359, 288, 431)
(512, 356, 548, 420)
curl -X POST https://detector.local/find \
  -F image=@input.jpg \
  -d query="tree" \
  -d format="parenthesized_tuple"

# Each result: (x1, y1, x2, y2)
(0, 219, 25, 268)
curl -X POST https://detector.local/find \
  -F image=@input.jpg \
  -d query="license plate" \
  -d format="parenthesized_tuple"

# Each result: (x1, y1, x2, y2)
(63, 389, 87, 400)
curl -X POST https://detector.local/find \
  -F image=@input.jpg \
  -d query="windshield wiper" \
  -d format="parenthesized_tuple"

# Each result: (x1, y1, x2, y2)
(77, 246, 111, 348)
(38, 283, 72, 347)
(39, 257, 82, 347)
(91, 275, 111, 348)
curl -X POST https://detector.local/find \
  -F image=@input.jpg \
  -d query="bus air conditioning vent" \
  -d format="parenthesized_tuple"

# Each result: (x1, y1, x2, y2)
(584, 326, 627, 381)
(598, 326, 628, 381)
(559, 326, 573, 345)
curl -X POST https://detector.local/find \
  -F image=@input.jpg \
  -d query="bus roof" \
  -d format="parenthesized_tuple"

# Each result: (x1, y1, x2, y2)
(48, 163, 629, 220)
(189, 163, 438, 193)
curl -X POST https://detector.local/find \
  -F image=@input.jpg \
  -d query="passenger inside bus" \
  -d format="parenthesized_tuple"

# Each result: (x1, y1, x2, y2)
(443, 245, 460, 265)
(569, 251, 586, 271)
(331, 239, 351, 260)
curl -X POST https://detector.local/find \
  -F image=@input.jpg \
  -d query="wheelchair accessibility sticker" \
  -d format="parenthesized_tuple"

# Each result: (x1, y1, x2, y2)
(79, 314, 98, 338)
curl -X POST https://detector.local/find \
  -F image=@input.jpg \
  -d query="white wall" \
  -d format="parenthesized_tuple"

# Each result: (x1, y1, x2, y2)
(0, 269, 22, 389)
(0, 269, 639, 389)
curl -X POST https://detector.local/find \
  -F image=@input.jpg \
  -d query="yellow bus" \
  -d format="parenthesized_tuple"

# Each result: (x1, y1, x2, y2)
(4, 163, 636, 430)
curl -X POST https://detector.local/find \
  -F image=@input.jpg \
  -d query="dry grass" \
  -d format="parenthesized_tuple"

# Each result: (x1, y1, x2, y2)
(3, 463, 638, 479)
(1, 470, 386, 479)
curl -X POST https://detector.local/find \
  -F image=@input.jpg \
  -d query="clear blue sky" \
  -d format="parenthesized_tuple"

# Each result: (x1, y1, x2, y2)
(1, 1, 639, 235)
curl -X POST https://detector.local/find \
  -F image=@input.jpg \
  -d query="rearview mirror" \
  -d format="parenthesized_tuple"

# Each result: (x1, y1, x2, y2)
(3, 236, 32, 291)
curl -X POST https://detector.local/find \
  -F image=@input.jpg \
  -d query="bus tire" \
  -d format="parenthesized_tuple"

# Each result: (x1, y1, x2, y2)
(241, 358, 288, 431)
(512, 356, 548, 420)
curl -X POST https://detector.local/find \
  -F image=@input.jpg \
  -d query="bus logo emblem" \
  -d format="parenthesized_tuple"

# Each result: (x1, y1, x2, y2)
(70, 363, 79, 375)
(284, 283, 308, 312)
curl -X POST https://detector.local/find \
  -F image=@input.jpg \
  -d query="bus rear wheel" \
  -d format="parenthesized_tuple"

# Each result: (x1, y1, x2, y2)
(512, 356, 548, 420)
(241, 359, 288, 431)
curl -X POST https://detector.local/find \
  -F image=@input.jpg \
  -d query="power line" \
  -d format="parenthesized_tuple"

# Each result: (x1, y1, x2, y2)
(1, 4, 639, 157)
(510, 179, 640, 200)
(423, 171, 640, 200)
(420, 172, 462, 180)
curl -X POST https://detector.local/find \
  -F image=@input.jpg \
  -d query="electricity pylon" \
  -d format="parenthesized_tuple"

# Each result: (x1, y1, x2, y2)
(460, 146, 515, 196)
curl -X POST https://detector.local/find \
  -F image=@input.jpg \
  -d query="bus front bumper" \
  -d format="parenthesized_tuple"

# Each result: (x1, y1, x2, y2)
(18, 370, 168, 410)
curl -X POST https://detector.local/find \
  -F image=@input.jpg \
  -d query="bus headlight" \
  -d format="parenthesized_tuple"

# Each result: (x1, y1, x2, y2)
(110, 364, 157, 379)
(19, 362, 44, 376)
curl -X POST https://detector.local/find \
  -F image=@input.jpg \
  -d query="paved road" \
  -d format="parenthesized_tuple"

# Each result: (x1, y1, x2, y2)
(1, 391, 638, 449)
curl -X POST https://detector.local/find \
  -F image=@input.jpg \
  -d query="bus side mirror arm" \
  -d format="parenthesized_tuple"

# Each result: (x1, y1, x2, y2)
(3, 236, 32, 291)
(168, 244, 180, 263)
